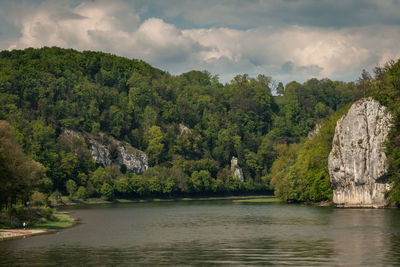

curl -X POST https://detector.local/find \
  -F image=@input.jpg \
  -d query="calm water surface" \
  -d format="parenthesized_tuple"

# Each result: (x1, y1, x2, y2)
(1, 200, 400, 266)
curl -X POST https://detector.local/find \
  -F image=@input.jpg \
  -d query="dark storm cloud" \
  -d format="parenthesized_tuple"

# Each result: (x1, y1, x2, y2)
(151, 0, 400, 29)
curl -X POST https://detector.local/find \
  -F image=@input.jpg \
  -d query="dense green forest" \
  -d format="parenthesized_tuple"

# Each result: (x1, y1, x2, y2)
(0, 47, 377, 208)
(369, 60, 400, 203)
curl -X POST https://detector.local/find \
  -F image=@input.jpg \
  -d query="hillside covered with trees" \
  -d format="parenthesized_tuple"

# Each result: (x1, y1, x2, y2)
(0, 47, 367, 207)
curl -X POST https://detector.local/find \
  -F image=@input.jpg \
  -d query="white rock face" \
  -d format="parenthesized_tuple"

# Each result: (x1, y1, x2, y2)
(88, 139, 111, 166)
(328, 98, 392, 207)
(62, 129, 148, 174)
(231, 156, 244, 181)
(178, 124, 192, 135)
(116, 143, 148, 174)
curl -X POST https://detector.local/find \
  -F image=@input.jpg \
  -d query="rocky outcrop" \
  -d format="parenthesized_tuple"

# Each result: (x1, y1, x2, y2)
(307, 123, 321, 140)
(328, 98, 392, 207)
(231, 156, 244, 181)
(178, 124, 192, 135)
(115, 143, 148, 174)
(87, 138, 111, 166)
(62, 130, 148, 174)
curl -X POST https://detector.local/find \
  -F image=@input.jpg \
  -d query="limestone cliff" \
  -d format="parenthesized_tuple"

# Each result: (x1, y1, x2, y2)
(115, 143, 148, 174)
(328, 98, 392, 207)
(231, 156, 244, 181)
(62, 130, 148, 174)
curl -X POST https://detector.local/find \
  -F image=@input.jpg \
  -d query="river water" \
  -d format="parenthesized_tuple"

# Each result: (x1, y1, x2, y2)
(1, 200, 400, 266)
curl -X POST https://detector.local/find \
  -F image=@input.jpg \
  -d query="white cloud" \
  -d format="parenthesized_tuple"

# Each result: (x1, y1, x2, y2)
(182, 26, 387, 80)
(134, 18, 201, 64)
(4, 0, 400, 83)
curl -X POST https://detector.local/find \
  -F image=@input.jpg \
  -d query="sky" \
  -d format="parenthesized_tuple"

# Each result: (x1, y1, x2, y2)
(0, 0, 399, 84)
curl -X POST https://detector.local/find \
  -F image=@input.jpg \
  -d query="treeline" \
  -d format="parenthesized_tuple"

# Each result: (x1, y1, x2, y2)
(368, 60, 400, 203)
(69, 165, 265, 201)
(0, 47, 362, 206)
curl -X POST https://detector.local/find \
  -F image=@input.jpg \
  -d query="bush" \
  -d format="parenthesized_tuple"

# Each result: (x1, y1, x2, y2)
(50, 190, 63, 204)
(115, 177, 130, 196)
(31, 191, 48, 206)
(101, 183, 114, 200)
(75, 186, 87, 200)
(65, 179, 77, 197)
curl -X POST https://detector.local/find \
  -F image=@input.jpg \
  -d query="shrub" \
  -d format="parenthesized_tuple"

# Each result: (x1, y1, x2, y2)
(101, 182, 114, 200)
(75, 186, 87, 200)
(65, 179, 77, 197)
(31, 191, 48, 206)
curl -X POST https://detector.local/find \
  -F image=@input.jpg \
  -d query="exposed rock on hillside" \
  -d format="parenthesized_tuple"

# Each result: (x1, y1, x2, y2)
(115, 143, 148, 174)
(62, 130, 148, 174)
(307, 123, 321, 140)
(231, 156, 244, 181)
(178, 124, 192, 135)
(87, 138, 111, 166)
(328, 98, 392, 207)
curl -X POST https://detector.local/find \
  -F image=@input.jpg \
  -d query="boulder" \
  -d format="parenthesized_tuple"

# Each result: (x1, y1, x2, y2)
(328, 98, 392, 207)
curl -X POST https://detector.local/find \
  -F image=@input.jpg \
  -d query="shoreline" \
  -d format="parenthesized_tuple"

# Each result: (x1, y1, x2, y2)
(53, 195, 276, 207)
(0, 212, 77, 242)
(0, 229, 50, 241)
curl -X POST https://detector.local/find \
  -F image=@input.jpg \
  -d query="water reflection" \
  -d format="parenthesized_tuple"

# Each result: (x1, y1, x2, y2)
(328, 208, 400, 266)
(1, 238, 336, 266)
(1, 201, 400, 266)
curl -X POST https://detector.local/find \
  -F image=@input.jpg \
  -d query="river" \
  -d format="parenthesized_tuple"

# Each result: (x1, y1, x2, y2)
(1, 200, 400, 266)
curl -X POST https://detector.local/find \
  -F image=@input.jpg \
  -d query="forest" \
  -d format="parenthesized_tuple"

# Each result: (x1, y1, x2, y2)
(2, 47, 399, 208)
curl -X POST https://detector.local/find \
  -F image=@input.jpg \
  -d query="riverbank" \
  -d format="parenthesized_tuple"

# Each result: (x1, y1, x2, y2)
(0, 213, 76, 242)
(52, 195, 276, 207)
(0, 229, 48, 241)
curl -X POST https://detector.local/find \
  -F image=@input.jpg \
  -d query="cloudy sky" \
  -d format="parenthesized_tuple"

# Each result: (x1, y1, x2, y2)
(0, 0, 399, 84)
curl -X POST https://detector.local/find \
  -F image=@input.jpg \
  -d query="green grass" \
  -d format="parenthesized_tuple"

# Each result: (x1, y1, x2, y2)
(234, 198, 281, 203)
(34, 213, 76, 229)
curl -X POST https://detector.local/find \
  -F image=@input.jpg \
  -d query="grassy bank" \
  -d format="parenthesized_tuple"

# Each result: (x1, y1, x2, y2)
(33, 213, 76, 229)
(0, 211, 76, 242)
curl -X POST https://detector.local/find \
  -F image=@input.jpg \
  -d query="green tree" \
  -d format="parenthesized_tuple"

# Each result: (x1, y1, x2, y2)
(146, 126, 165, 165)
(101, 182, 114, 200)
(276, 82, 285, 96)
(163, 177, 178, 195)
(30, 191, 47, 206)
(369, 59, 400, 204)
(76, 186, 88, 200)
(115, 177, 130, 196)
(65, 179, 77, 197)
(0, 121, 46, 209)
(189, 170, 215, 193)
(88, 167, 112, 196)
